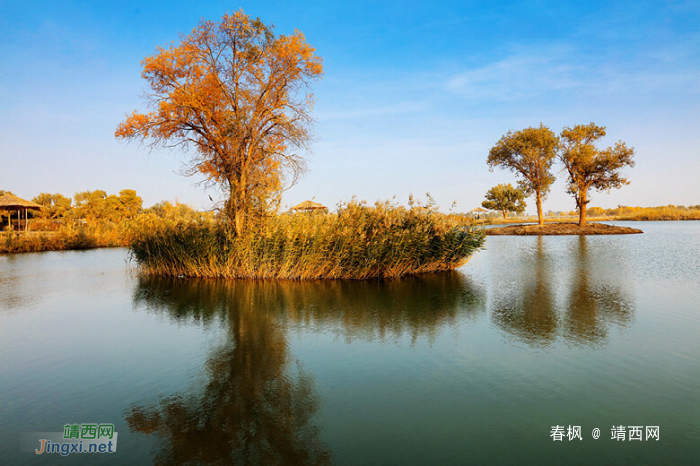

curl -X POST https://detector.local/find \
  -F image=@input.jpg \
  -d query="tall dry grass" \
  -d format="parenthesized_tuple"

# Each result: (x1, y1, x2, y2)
(131, 200, 485, 279)
(602, 205, 700, 221)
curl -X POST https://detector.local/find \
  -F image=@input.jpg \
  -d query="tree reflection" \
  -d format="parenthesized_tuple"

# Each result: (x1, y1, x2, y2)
(491, 237, 558, 346)
(564, 236, 634, 345)
(128, 272, 484, 465)
(489, 236, 634, 347)
(128, 279, 332, 466)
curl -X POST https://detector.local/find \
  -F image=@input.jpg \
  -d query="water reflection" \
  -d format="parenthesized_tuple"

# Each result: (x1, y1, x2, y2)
(128, 279, 332, 466)
(133, 272, 485, 343)
(491, 237, 558, 346)
(564, 236, 634, 345)
(0, 255, 39, 312)
(490, 236, 634, 347)
(128, 272, 484, 465)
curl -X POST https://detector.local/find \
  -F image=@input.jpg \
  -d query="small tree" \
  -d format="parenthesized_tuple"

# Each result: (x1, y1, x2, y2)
(482, 184, 526, 219)
(116, 11, 323, 236)
(487, 124, 558, 226)
(559, 123, 635, 227)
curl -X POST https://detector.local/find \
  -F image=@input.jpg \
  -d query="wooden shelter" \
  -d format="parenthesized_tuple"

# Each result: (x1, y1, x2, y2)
(0, 194, 42, 232)
(469, 207, 489, 217)
(291, 200, 328, 213)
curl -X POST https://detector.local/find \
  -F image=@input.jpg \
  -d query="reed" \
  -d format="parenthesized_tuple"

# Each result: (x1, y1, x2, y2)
(607, 205, 700, 221)
(130, 200, 486, 279)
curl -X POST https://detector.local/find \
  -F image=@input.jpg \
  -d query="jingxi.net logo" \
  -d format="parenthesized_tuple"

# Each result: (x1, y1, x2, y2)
(21, 423, 118, 456)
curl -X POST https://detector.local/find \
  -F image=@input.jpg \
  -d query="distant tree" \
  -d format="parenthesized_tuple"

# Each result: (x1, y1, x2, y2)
(586, 206, 605, 218)
(487, 124, 558, 226)
(32, 193, 72, 219)
(145, 201, 175, 218)
(74, 190, 108, 224)
(74, 189, 144, 223)
(118, 189, 143, 219)
(481, 184, 526, 219)
(559, 123, 635, 227)
(115, 11, 323, 236)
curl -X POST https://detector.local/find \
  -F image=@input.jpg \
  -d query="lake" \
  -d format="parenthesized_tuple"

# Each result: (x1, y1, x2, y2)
(1, 221, 698, 465)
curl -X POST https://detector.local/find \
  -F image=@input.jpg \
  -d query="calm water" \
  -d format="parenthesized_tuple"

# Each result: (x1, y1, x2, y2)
(1, 221, 698, 465)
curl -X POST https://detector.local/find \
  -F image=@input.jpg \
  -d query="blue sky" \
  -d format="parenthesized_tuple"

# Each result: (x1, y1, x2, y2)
(1, 0, 698, 213)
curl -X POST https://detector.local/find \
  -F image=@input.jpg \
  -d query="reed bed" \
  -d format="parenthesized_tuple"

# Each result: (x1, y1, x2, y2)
(130, 201, 486, 279)
(606, 205, 700, 221)
(3, 231, 78, 254)
(0, 209, 212, 254)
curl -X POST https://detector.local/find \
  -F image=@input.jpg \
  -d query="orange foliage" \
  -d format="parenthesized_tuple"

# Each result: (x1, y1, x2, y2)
(116, 11, 323, 235)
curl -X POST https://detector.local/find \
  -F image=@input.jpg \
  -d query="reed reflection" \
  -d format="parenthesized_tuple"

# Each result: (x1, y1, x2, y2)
(128, 272, 484, 465)
(280, 271, 485, 343)
(489, 236, 634, 346)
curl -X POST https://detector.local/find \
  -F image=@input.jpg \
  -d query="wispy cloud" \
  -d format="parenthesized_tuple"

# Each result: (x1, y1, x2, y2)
(446, 47, 583, 100)
(446, 44, 700, 101)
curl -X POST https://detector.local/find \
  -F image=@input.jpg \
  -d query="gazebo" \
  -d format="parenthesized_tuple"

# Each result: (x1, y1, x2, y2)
(291, 200, 328, 214)
(469, 207, 489, 217)
(0, 194, 42, 232)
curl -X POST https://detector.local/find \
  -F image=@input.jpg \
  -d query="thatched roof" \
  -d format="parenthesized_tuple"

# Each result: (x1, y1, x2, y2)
(0, 194, 42, 210)
(470, 207, 489, 213)
(292, 200, 327, 211)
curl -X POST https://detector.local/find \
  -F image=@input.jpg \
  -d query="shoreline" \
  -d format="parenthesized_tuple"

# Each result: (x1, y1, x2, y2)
(485, 222, 643, 235)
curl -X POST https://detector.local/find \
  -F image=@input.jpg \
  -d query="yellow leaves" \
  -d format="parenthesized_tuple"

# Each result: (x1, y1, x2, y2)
(115, 111, 156, 139)
(116, 10, 323, 232)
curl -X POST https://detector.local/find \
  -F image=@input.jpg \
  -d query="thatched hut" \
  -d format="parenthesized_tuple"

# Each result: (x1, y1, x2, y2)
(0, 194, 42, 231)
(469, 207, 489, 217)
(291, 200, 328, 214)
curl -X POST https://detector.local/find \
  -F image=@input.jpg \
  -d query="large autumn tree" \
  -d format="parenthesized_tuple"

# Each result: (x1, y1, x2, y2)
(559, 123, 635, 227)
(487, 124, 558, 226)
(116, 11, 323, 235)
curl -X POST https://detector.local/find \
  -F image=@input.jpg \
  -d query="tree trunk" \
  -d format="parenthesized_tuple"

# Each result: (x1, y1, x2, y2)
(225, 195, 243, 237)
(234, 215, 244, 237)
(536, 190, 544, 226)
(578, 191, 588, 227)
(503, 211, 507, 220)
(226, 176, 249, 237)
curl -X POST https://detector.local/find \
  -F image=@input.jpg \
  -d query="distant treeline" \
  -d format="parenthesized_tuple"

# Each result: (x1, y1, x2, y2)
(586, 205, 700, 221)
(1, 189, 211, 254)
(2, 192, 487, 280)
(481, 204, 700, 224)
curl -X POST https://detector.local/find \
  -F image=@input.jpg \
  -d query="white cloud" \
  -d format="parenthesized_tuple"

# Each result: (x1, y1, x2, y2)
(446, 48, 583, 100)
(445, 44, 700, 101)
